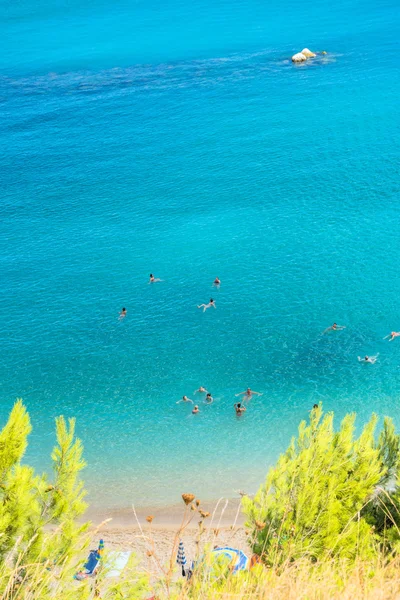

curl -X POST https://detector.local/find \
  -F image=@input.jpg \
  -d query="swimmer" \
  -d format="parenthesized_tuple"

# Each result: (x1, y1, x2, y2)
(192, 405, 200, 414)
(176, 395, 194, 404)
(149, 274, 162, 283)
(119, 307, 127, 319)
(323, 323, 346, 334)
(205, 393, 214, 403)
(234, 403, 246, 416)
(384, 332, 400, 341)
(235, 388, 262, 400)
(194, 386, 208, 394)
(197, 299, 216, 312)
(358, 354, 379, 364)
(213, 277, 221, 287)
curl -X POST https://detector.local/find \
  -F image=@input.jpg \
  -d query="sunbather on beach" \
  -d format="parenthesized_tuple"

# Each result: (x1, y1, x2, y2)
(192, 405, 200, 414)
(194, 386, 208, 394)
(384, 332, 400, 341)
(149, 274, 162, 283)
(197, 299, 216, 312)
(119, 308, 127, 319)
(235, 388, 262, 400)
(323, 323, 346, 333)
(234, 403, 246, 415)
(358, 355, 379, 364)
(176, 396, 194, 404)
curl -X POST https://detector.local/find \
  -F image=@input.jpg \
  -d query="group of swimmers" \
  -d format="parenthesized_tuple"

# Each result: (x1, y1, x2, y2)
(233, 388, 262, 416)
(176, 386, 263, 416)
(118, 278, 400, 415)
(176, 387, 213, 413)
(197, 277, 220, 312)
(119, 274, 220, 319)
(173, 320, 399, 416)
(322, 322, 400, 364)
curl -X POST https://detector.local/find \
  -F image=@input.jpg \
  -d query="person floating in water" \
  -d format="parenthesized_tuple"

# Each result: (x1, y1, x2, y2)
(235, 388, 262, 400)
(323, 322, 346, 334)
(234, 403, 246, 416)
(205, 393, 214, 403)
(176, 395, 194, 404)
(197, 299, 216, 312)
(119, 308, 127, 319)
(194, 386, 208, 394)
(384, 332, 400, 341)
(213, 277, 221, 287)
(358, 355, 379, 364)
(192, 405, 200, 414)
(149, 274, 162, 283)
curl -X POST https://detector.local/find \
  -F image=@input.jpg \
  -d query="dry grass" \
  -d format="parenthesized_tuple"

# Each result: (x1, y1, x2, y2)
(3, 495, 400, 600)
(175, 557, 400, 600)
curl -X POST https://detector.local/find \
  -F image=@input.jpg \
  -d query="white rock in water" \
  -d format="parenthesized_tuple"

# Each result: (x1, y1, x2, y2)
(292, 52, 307, 62)
(301, 48, 316, 58)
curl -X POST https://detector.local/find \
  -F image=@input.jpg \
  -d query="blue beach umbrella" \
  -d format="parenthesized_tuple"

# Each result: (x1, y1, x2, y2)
(177, 540, 187, 576)
(209, 546, 249, 574)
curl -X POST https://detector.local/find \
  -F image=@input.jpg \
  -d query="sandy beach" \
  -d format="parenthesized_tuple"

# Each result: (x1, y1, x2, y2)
(87, 497, 248, 569)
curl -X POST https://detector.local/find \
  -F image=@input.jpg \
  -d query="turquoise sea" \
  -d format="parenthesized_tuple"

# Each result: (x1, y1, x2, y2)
(1, 0, 399, 509)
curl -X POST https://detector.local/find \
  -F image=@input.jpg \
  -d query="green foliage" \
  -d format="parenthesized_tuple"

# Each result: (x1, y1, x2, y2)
(377, 417, 400, 487)
(44, 416, 88, 557)
(0, 401, 87, 569)
(51, 416, 87, 520)
(0, 400, 31, 479)
(0, 400, 148, 599)
(243, 406, 400, 565)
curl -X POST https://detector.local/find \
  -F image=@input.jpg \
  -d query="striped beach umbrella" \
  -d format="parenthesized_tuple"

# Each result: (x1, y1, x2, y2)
(176, 540, 187, 576)
(97, 539, 104, 558)
(210, 547, 249, 574)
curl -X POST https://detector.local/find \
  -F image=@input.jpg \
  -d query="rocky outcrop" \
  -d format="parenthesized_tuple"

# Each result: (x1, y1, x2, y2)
(301, 48, 316, 58)
(291, 52, 307, 63)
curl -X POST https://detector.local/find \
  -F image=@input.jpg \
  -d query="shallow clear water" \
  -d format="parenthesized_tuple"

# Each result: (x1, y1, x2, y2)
(0, 0, 399, 508)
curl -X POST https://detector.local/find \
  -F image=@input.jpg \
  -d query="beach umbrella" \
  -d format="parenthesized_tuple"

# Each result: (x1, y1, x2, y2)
(176, 540, 187, 576)
(209, 547, 249, 574)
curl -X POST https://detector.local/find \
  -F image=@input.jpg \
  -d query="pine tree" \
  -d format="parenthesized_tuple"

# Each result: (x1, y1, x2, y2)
(0, 400, 87, 565)
(243, 406, 394, 565)
(0, 400, 39, 559)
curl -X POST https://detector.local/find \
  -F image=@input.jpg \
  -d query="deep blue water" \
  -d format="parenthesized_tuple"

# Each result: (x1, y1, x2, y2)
(0, 0, 399, 508)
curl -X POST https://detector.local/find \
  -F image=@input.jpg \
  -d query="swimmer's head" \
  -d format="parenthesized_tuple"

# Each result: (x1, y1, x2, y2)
(210, 298, 214, 303)
(150, 274, 153, 277)
(237, 403, 241, 408)
(122, 307, 126, 311)
(313, 404, 318, 409)
(194, 405, 198, 409)
(365, 356, 369, 360)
